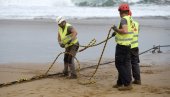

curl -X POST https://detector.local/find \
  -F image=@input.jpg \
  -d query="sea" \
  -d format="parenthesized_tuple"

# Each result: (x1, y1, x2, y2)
(0, 0, 170, 64)
(0, 0, 170, 20)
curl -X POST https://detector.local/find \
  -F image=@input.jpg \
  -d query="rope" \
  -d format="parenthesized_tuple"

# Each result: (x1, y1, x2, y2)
(45, 28, 113, 85)
(79, 28, 112, 85)
(78, 39, 96, 52)
(159, 45, 170, 47)
(45, 52, 63, 75)
(77, 35, 113, 52)
(0, 51, 81, 88)
(139, 45, 170, 55)
(45, 33, 114, 76)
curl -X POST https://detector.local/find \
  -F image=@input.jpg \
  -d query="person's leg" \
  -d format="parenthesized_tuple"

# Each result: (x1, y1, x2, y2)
(113, 73, 123, 88)
(122, 56, 132, 86)
(68, 58, 77, 78)
(67, 43, 79, 79)
(114, 62, 123, 88)
(117, 45, 132, 90)
(118, 54, 131, 86)
(114, 44, 123, 87)
(63, 53, 69, 76)
(131, 47, 141, 84)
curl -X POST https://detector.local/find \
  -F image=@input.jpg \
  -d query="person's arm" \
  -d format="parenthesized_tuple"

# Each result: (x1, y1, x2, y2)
(58, 33, 65, 48)
(117, 24, 128, 34)
(67, 26, 77, 41)
(70, 27, 77, 40)
(58, 32, 61, 43)
(112, 18, 128, 34)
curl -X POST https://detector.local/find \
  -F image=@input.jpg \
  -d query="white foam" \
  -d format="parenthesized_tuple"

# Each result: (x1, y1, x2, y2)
(122, 0, 142, 3)
(0, 0, 170, 19)
(0, 0, 74, 7)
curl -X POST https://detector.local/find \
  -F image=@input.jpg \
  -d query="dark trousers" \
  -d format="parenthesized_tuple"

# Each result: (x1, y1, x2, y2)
(131, 47, 141, 81)
(115, 44, 132, 86)
(63, 42, 79, 75)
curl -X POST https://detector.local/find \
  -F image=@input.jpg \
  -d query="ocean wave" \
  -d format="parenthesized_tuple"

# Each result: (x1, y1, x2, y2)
(138, 0, 170, 5)
(0, 0, 74, 7)
(0, 0, 170, 20)
(0, 0, 170, 7)
(72, 0, 170, 7)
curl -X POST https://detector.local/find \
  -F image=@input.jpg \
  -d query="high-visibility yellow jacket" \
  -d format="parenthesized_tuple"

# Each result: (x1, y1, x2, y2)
(131, 21, 139, 48)
(58, 23, 78, 48)
(115, 15, 134, 46)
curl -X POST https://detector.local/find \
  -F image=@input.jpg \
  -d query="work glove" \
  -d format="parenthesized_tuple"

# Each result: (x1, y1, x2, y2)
(111, 32, 116, 37)
(111, 25, 118, 32)
(66, 35, 72, 40)
(67, 39, 72, 44)
(65, 35, 72, 44)
(59, 42, 65, 48)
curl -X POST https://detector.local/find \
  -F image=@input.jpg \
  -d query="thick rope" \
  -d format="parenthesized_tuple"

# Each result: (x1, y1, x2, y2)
(0, 51, 81, 88)
(139, 45, 170, 55)
(79, 28, 112, 85)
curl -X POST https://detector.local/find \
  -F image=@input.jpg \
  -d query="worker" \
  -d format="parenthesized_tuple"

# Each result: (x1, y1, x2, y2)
(56, 16, 79, 79)
(129, 11, 141, 85)
(111, 3, 134, 90)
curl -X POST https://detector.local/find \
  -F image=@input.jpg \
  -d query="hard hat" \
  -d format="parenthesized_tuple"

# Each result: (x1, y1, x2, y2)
(56, 16, 65, 24)
(129, 10, 132, 16)
(118, 3, 130, 11)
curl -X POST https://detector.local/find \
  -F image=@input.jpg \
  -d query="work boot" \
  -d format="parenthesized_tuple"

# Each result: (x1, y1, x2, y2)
(132, 80, 141, 85)
(112, 84, 123, 88)
(59, 72, 69, 77)
(118, 84, 133, 91)
(67, 74, 77, 79)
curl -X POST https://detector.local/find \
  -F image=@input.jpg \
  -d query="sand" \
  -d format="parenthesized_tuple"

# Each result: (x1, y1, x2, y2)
(0, 60, 170, 97)
(0, 17, 170, 97)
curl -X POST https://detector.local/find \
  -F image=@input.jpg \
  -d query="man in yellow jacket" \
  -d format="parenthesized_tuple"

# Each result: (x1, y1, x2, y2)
(111, 3, 133, 90)
(57, 16, 79, 79)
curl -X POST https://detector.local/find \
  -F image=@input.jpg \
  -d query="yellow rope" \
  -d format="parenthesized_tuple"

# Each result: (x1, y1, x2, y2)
(78, 28, 112, 85)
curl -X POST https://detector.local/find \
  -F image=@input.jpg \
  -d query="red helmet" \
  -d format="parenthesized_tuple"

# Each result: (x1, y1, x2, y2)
(118, 3, 130, 11)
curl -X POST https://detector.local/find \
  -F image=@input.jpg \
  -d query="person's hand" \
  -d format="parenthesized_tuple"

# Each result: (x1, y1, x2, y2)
(59, 42, 65, 48)
(66, 35, 72, 40)
(67, 39, 72, 44)
(111, 32, 116, 37)
(111, 25, 118, 31)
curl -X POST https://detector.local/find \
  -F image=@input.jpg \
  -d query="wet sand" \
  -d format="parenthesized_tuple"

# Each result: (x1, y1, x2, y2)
(0, 58, 170, 97)
(0, 17, 170, 97)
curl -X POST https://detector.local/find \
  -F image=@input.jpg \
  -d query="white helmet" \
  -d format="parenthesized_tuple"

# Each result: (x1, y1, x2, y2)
(56, 16, 65, 24)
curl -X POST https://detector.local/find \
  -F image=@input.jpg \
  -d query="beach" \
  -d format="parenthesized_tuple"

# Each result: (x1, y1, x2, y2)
(0, 58, 170, 97)
(0, 17, 170, 97)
